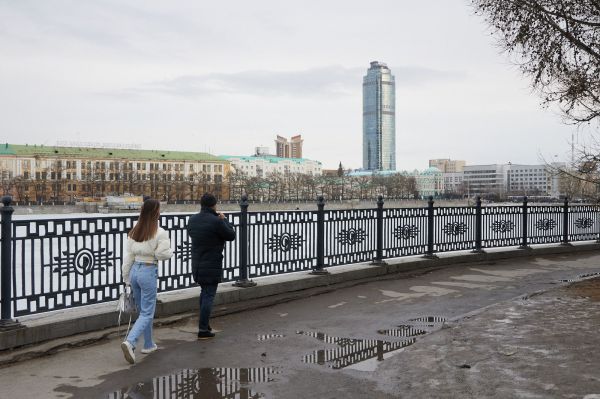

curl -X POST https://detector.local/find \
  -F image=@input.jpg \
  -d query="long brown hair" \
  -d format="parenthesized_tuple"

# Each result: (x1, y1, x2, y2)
(128, 199, 160, 242)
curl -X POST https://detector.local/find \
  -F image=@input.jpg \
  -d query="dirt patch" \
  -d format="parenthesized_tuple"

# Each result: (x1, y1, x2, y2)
(562, 277, 600, 302)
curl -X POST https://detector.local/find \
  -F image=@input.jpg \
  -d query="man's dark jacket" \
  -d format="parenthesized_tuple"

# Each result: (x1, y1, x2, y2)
(186, 207, 236, 285)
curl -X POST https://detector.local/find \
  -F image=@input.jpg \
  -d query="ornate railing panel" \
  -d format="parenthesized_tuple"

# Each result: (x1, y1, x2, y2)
(481, 205, 523, 248)
(12, 216, 133, 316)
(324, 209, 377, 266)
(433, 207, 476, 252)
(528, 205, 562, 244)
(382, 208, 428, 258)
(569, 205, 600, 242)
(246, 210, 317, 277)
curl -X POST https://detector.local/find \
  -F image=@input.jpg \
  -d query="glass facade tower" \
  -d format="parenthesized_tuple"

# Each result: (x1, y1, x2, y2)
(363, 61, 396, 171)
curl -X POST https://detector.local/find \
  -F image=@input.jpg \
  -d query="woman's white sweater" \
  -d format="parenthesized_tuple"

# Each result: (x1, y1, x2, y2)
(121, 227, 173, 283)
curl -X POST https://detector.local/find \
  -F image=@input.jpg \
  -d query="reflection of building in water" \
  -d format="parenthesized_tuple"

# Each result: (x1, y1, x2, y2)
(298, 331, 415, 369)
(108, 367, 279, 399)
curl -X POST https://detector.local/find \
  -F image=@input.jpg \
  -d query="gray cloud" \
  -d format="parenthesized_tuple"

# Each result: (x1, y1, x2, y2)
(115, 65, 466, 98)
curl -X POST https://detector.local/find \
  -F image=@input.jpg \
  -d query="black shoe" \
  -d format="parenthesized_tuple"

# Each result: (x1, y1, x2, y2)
(197, 331, 216, 340)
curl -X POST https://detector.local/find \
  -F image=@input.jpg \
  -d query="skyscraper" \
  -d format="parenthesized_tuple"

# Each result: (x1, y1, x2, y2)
(363, 61, 396, 171)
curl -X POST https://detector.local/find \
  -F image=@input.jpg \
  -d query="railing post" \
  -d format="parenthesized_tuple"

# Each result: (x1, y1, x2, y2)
(561, 197, 571, 246)
(519, 196, 531, 250)
(597, 202, 600, 243)
(423, 196, 438, 259)
(1, 196, 21, 330)
(311, 195, 329, 275)
(370, 195, 387, 265)
(233, 194, 256, 287)
(472, 196, 485, 253)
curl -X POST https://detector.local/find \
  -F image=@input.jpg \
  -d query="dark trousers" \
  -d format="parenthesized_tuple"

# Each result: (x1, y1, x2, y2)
(198, 283, 218, 332)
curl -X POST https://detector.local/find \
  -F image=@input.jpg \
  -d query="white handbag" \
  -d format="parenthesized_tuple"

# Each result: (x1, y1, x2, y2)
(117, 285, 138, 315)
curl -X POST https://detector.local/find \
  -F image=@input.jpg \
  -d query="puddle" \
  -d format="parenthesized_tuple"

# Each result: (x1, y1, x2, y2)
(107, 367, 279, 399)
(296, 331, 415, 370)
(257, 333, 285, 341)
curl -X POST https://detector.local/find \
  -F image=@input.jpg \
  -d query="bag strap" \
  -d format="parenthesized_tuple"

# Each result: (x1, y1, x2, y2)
(118, 305, 133, 338)
(117, 285, 133, 338)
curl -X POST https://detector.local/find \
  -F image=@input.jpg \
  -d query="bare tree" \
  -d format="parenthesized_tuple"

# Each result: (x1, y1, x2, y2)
(472, 0, 600, 124)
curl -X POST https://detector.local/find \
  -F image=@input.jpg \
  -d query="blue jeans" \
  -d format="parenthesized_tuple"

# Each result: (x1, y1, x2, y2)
(198, 283, 218, 332)
(126, 262, 158, 350)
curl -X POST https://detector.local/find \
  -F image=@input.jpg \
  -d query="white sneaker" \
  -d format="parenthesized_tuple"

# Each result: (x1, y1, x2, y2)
(121, 341, 135, 364)
(141, 344, 158, 354)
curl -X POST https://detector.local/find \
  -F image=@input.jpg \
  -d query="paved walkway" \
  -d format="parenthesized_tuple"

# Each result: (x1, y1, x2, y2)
(1, 251, 600, 398)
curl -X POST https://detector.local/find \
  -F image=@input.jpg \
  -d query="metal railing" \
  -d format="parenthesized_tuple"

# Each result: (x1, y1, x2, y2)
(1, 195, 599, 324)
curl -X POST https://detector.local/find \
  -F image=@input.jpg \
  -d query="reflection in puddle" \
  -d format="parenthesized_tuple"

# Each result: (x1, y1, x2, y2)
(297, 331, 416, 370)
(379, 316, 447, 338)
(107, 367, 279, 399)
(377, 326, 427, 338)
(407, 316, 447, 325)
(257, 333, 285, 342)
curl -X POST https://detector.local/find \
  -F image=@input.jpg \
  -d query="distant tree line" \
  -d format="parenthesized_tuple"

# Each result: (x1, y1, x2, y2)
(2, 169, 419, 204)
(227, 170, 418, 202)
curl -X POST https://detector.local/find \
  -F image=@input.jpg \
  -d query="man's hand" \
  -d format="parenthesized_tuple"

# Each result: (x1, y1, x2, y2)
(218, 212, 225, 220)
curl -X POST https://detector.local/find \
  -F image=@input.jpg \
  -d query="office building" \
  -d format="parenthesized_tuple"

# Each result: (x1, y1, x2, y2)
(463, 164, 509, 196)
(443, 172, 465, 195)
(363, 61, 396, 171)
(507, 163, 564, 197)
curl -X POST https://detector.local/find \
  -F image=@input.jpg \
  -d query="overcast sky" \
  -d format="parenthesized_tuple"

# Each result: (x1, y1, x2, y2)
(0, 0, 589, 170)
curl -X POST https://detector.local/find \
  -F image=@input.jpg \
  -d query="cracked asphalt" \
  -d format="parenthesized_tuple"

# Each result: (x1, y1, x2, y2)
(1, 251, 600, 399)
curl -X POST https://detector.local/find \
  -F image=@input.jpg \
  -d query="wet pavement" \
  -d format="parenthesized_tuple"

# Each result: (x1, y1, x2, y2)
(2, 251, 600, 398)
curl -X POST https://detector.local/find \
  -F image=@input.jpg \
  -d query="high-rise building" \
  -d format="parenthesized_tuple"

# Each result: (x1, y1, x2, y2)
(363, 61, 396, 171)
(290, 135, 303, 158)
(275, 135, 303, 158)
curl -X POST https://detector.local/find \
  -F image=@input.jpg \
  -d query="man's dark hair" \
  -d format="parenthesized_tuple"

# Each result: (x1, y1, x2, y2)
(200, 193, 217, 208)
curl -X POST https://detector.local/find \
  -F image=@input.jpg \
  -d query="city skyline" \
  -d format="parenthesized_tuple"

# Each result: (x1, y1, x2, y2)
(0, 0, 591, 171)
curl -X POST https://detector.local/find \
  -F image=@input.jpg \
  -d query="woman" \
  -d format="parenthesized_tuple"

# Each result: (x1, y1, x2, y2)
(120, 198, 173, 365)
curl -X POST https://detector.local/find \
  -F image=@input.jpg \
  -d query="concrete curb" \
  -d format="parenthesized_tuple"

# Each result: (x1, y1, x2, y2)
(1, 242, 598, 360)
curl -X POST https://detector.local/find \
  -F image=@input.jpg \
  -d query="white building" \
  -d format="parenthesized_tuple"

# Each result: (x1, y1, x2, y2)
(443, 172, 464, 195)
(414, 167, 444, 198)
(463, 164, 509, 196)
(507, 163, 564, 197)
(221, 155, 322, 177)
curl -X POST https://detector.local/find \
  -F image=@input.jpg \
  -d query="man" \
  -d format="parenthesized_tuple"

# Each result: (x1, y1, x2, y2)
(186, 193, 236, 339)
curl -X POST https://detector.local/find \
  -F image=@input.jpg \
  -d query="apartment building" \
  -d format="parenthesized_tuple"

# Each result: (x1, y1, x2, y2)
(275, 135, 303, 159)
